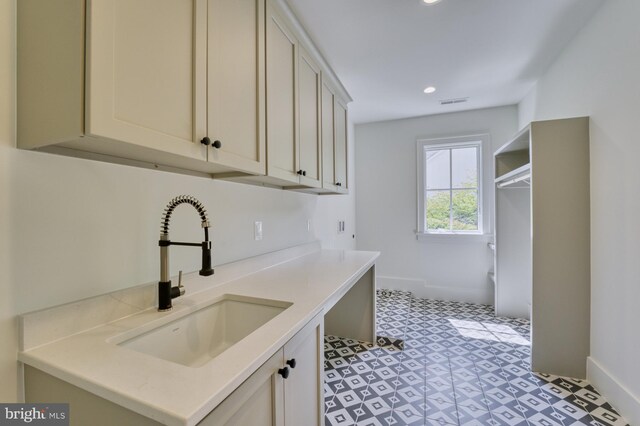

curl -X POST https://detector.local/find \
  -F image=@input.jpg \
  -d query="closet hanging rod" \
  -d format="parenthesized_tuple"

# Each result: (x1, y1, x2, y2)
(497, 173, 531, 189)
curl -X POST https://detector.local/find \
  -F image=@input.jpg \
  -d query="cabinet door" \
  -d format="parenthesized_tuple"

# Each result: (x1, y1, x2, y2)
(321, 82, 337, 191)
(86, 0, 207, 161)
(266, 1, 299, 184)
(297, 47, 322, 188)
(207, 0, 266, 175)
(199, 351, 284, 426)
(334, 98, 348, 193)
(283, 314, 323, 426)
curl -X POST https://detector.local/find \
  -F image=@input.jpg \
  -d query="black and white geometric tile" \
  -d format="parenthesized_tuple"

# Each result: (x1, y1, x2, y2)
(324, 290, 629, 426)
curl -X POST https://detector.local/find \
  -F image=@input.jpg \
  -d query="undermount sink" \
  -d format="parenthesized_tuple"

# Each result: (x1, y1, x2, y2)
(118, 294, 292, 367)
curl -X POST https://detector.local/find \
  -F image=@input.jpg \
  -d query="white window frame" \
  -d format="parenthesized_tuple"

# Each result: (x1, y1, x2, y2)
(416, 134, 488, 240)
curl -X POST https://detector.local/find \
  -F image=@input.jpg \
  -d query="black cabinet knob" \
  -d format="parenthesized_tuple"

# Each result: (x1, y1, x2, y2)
(302, 171, 307, 176)
(297, 170, 303, 175)
(278, 367, 290, 379)
(336, 182, 342, 187)
(286, 358, 297, 369)
(201, 137, 222, 149)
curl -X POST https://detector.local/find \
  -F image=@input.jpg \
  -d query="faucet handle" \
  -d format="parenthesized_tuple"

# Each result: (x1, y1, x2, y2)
(177, 270, 185, 297)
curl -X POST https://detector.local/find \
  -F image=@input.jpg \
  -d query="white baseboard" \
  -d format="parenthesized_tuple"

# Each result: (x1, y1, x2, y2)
(587, 356, 639, 425)
(377, 276, 493, 305)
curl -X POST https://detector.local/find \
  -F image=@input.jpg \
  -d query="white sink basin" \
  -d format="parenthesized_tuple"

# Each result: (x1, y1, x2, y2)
(118, 294, 292, 367)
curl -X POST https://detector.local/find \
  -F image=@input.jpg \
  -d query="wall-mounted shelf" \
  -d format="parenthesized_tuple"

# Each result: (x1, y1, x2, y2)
(494, 126, 530, 181)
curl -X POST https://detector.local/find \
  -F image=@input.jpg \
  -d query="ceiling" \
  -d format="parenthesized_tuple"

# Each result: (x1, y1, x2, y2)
(286, 0, 604, 124)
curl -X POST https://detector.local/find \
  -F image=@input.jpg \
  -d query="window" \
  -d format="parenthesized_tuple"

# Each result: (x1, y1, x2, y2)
(417, 135, 485, 236)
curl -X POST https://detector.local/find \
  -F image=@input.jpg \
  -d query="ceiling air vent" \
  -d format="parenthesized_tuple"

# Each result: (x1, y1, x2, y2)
(440, 97, 468, 105)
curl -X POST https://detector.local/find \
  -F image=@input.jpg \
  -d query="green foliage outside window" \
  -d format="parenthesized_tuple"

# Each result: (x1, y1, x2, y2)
(426, 177, 478, 231)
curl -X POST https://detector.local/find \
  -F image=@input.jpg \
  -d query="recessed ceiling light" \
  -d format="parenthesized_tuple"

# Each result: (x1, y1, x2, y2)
(423, 86, 437, 94)
(423, 0, 442, 4)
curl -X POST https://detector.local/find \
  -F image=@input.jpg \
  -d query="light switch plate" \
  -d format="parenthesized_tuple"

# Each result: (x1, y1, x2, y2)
(254, 221, 263, 241)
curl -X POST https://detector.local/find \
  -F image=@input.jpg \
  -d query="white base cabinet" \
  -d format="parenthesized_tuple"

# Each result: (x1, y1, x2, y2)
(199, 351, 284, 426)
(201, 313, 324, 426)
(25, 314, 324, 426)
(283, 313, 324, 425)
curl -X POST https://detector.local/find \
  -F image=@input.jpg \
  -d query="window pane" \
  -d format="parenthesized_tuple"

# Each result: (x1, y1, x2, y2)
(425, 149, 450, 190)
(426, 190, 450, 231)
(452, 189, 478, 231)
(452, 147, 478, 189)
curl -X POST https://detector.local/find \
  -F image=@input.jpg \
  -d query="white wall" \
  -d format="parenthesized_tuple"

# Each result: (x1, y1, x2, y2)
(518, 0, 640, 422)
(0, 0, 354, 401)
(314, 121, 357, 250)
(355, 106, 518, 304)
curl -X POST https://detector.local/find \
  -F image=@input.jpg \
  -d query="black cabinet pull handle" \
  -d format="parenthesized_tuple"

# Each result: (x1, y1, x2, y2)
(297, 170, 303, 175)
(286, 358, 296, 369)
(278, 367, 290, 379)
(212, 140, 222, 149)
(302, 171, 307, 176)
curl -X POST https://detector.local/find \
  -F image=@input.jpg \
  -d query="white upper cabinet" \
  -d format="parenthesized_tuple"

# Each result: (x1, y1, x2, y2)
(19, 0, 212, 171)
(321, 82, 337, 191)
(207, 0, 266, 175)
(18, 0, 349, 190)
(296, 46, 322, 188)
(319, 80, 348, 194)
(18, 0, 266, 175)
(262, 0, 326, 189)
(265, 1, 299, 185)
(333, 97, 349, 193)
(86, 0, 207, 162)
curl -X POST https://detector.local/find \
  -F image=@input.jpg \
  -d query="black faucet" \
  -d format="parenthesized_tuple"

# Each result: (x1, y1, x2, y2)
(158, 195, 214, 311)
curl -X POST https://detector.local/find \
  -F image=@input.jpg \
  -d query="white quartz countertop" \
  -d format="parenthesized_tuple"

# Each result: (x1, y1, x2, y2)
(19, 246, 379, 426)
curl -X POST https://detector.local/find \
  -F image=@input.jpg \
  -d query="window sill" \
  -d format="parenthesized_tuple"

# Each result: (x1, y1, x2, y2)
(415, 232, 493, 244)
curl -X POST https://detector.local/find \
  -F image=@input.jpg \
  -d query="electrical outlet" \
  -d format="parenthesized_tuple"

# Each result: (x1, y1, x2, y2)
(254, 221, 263, 241)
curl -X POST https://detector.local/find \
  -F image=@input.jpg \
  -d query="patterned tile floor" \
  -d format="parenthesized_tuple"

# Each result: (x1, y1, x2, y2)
(324, 290, 629, 426)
